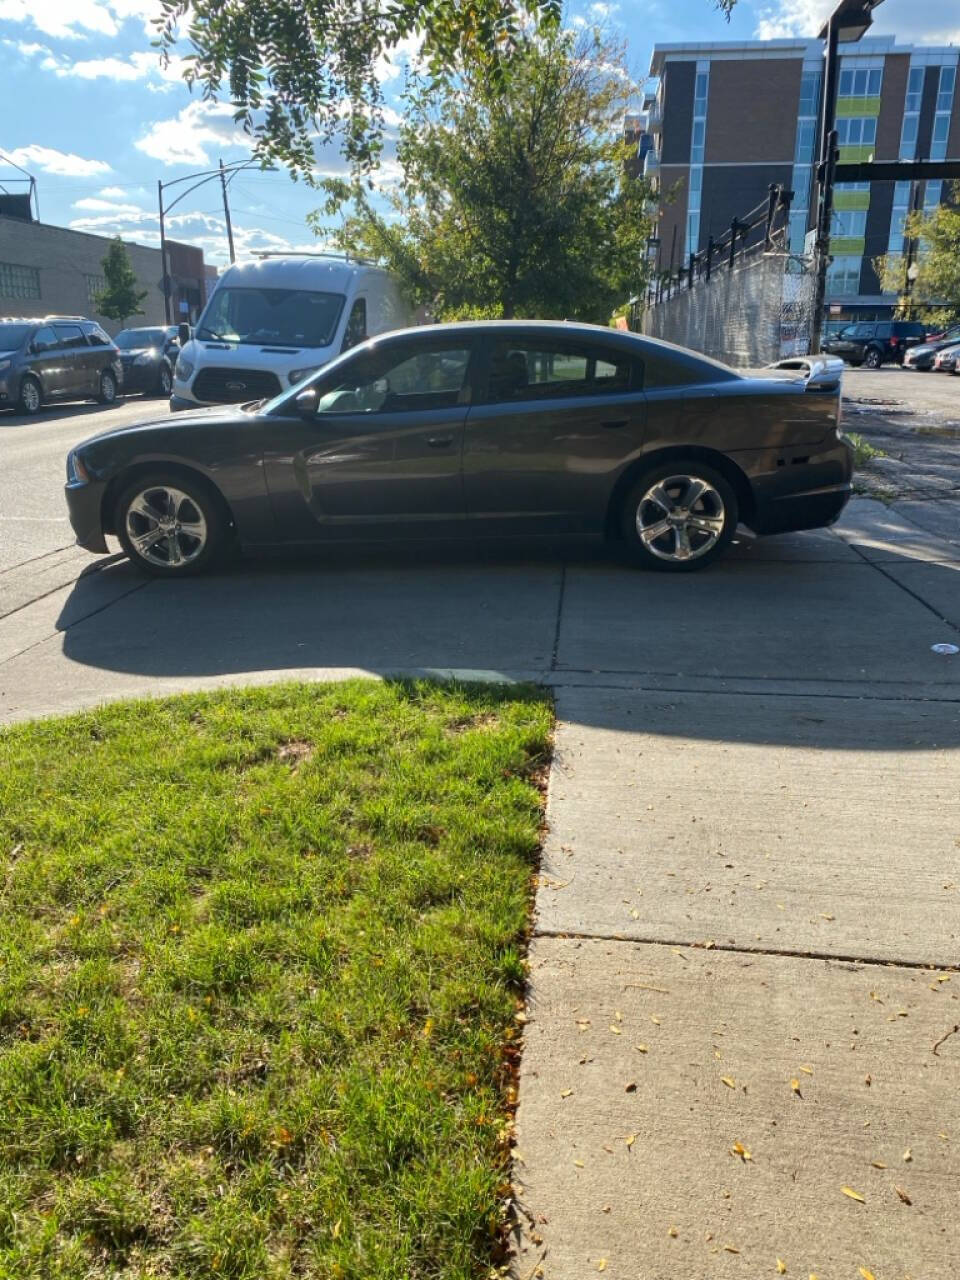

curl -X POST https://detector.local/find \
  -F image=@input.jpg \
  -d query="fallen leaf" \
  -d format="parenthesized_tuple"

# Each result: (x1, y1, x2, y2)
(790, 1079, 801, 1095)
(841, 1186, 866, 1203)
(668, 1225, 678, 1238)
(601, 1204, 611, 1213)
(574, 1160, 585, 1168)
(895, 1185, 912, 1205)
(777, 1260, 787, 1275)
(724, 1244, 740, 1254)
(870, 1161, 887, 1169)
(859, 1269, 876, 1280)
(625, 1133, 636, 1148)
(721, 1076, 736, 1089)
(625, 1081, 637, 1093)
(650, 1015, 661, 1025)
(820, 913, 835, 921)
(902, 1148, 912, 1162)
(609, 1025, 622, 1035)
(799, 1065, 814, 1076)
(560, 1089, 573, 1098)
(731, 1142, 752, 1161)
(596, 1261, 607, 1272)
(635, 1043, 648, 1053)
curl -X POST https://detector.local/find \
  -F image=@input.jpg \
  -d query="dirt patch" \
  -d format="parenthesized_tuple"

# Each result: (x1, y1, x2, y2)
(276, 740, 314, 768)
(446, 712, 500, 736)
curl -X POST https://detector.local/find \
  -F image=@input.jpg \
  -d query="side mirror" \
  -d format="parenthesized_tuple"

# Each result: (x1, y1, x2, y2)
(178, 323, 191, 345)
(294, 388, 318, 418)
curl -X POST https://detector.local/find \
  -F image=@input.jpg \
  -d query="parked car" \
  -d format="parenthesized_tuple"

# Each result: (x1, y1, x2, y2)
(66, 322, 852, 578)
(0, 316, 122, 415)
(171, 253, 413, 412)
(903, 324, 960, 371)
(932, 342, 960, 373)
(114, 325, 180, 397)
(822, 320, 926, 368)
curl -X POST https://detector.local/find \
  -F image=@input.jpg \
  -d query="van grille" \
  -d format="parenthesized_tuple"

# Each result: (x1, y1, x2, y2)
(191, 367, 282, 403)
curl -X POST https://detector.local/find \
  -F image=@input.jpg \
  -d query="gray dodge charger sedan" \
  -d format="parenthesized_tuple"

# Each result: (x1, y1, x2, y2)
(65, 321, 853, 576)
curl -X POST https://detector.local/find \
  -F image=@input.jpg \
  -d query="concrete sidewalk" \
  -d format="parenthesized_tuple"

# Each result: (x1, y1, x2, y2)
(511, 505, 960, 1280)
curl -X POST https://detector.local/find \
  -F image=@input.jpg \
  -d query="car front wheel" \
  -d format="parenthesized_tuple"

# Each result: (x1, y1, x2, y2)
(18, 375, 42, 416)
(157, 365, 173, 397)
(98, 370, 118, 404)
(115, 473, 227, 577)
(620, 463, 738, 572)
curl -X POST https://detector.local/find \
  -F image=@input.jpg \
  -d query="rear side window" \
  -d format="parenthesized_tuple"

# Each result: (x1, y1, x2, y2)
(83, 324, 112, 347)
(875, 323, 892, 339)
(343, 298, 367, 350)
(896, 323, 924, 337)
(483, 340, 634, 404)
(54, 324, 86, 347)
(851, 324, 875, 339)
(640, 349, 713, 388)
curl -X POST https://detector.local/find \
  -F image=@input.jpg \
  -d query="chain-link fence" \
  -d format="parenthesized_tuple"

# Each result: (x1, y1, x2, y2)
(642, 250, 816, 368)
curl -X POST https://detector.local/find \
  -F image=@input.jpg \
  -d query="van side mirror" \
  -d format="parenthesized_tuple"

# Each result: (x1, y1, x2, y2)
(294, 388, 318, 418)
(178, 323, 191, 345)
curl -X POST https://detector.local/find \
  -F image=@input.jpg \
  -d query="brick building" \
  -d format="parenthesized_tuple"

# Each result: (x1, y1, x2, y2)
(640, 35, 960, 329)
(0, 209, 207, 334)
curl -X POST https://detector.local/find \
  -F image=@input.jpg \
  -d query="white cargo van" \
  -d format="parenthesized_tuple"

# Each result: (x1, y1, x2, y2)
(170, 254, 412, 411)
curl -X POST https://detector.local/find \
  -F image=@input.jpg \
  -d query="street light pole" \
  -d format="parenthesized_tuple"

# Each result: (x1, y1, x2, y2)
(158, 177, 171, 324)
(219, 158, 236, 266)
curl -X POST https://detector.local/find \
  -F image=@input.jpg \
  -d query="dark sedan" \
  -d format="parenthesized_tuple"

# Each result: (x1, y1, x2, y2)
(113, 326, 181, 397)
(64, 322, 853, 576)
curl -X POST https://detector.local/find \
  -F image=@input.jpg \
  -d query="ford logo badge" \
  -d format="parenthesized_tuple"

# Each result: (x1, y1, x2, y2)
(226, 381, 246, 392)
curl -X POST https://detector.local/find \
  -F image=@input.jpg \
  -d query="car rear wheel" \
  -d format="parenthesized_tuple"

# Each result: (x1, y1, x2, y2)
(115, 473, 227, 577)
(98, 370, 118, 404)
(18, 375, 42, 416)
(863, 347, 883, 369)
(157, 365, 172, 397)
(620, 463, 738, 572)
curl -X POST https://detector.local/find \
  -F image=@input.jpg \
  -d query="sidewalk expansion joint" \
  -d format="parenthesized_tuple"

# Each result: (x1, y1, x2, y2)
(846, 541, 960, 635)
(0, 554, 126, 624)
(549, 562, 567, 671)
(533, 926, 955, 973)
(0, 542, 76, 578)
(0, 577, 151, 669)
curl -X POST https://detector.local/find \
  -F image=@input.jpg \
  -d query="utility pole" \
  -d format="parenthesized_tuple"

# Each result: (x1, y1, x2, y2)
(811, 12, 841, 354)
(158, 177, 171, 324)
(219, 158, 236, 265)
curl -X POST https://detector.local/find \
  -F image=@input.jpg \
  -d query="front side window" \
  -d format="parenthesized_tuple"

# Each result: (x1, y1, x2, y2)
(313, 344, 472, 415)
(31, 326, 57, 353)
(342, 298, 367, 351)
(197, 287, 346, 349)
(483, 341, 634, 404)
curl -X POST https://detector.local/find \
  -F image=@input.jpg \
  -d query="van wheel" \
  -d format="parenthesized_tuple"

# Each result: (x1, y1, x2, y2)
(620, 462, 738, 572)
(98, 370, 118, 404)
(18, 376, 42, 416)
(863, 347, 883, 369)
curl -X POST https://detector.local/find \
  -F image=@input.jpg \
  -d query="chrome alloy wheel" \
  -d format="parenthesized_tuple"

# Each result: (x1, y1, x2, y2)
(635, 473, 726, 563)
(21, 380, 40, 413)
(125, 485, 207, 568)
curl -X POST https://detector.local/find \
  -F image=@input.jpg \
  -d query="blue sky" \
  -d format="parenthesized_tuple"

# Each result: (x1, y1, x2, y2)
(0, 0, 955, 271)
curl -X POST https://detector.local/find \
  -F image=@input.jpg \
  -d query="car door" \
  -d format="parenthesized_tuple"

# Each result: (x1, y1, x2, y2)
(263, 336, 477, 541)
(27, 326, 67, 397)
(53, 324, 90, 396)
(462, 335, 645, 534)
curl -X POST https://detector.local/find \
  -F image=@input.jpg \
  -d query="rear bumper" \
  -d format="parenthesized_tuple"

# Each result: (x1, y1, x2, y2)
(751, 484, 852, 535)
(746, 438, 854, 537)
(65, 480, 109, 553)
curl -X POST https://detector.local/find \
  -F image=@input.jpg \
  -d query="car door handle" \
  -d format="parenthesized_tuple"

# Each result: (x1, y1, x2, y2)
(601, 419, 628, 429)
(427, 435, 454, 448)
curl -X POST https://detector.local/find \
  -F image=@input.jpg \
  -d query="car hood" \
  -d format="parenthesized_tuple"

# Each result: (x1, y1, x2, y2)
(118, 347, 158, 358)
(909, 344, 936, 356)
(76, 404, 247, 452)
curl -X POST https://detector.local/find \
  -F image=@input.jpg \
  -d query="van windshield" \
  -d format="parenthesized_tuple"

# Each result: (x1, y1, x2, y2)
(196, 288, 345, 349)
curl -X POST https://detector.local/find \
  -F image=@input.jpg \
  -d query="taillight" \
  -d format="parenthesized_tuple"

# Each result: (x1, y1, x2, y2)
(889, 337, 900, 347)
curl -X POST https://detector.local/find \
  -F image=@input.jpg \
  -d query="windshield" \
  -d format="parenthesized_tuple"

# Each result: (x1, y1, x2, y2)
(115, 328, 168, 349)
(196, 287, 345, 349)
(0, 323, 33, 350)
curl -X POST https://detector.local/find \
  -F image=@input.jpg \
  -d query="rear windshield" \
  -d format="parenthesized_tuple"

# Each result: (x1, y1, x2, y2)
(895, 323, 924, 336)
(0, 323, 33, 350)
(196, 288, 346, 349)
(115, 328, 169, 349)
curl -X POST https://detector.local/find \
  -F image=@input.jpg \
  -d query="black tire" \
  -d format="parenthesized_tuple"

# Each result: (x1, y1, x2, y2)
(863, 347, 883, 369)
(620, 461, 738, 573)
(157, 364, 173, 398)
(98, 369, 118, 405)
(18, 375, 42, 416)
(115, 471, 229, 577)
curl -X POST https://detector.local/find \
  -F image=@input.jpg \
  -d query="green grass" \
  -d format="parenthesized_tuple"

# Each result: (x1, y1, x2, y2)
(0, 680, 553, 1279)
(846, 431, 887, 468)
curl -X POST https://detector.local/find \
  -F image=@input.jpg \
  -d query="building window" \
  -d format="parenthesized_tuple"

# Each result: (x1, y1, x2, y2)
(924, 181, 943, 211)
(931, 113, 951, 161)
(937, 65, 956, 113)
(85, 274, 105, 308)
(0, 261, 41, 301)
(836, 117, 877, 147)
(833, 209, 867, 238)
(685, 59, 709, 257)
(838, 66, 882, 99)
(888, 181, 913, 255)
(799, 69, 820, 116)
(826, 256, 861, 297)
(794, 118, 816, 164)
(905, 66, 924, 113)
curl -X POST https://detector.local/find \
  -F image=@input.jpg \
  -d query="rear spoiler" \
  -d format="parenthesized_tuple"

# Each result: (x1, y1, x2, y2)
(767, 355, 844, 393)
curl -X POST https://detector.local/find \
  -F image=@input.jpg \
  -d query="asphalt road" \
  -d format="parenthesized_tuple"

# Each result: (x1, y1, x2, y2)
(0, 395, 166, 573)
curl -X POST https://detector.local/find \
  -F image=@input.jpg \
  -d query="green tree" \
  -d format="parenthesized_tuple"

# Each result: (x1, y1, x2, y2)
(873, 187, 960, 323)
(155, 0, 735, 179)
(93, 238, 148, 327)
(317, 28, 656, 324)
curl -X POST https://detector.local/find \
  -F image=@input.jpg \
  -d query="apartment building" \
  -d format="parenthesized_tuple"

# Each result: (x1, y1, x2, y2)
(641, 35, 960, 327)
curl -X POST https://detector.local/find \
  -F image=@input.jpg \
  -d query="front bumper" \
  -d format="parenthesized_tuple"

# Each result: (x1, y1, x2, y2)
(65, 480, 109, 553)
(170, 392, 200, 412)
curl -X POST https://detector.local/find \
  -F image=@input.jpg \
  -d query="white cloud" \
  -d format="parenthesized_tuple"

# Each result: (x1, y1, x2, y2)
(74, 197, 147, 214)
(3, 144, 110, 177)
(374, 32, 425, 83)
(135, 99, 252, 166)
(99, 186, 128, 198)
(0, 0, 158, 39)
(755, 0, 960, 42)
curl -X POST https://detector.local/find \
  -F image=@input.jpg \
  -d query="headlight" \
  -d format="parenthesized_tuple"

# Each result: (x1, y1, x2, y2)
(66, 451, 90, 485)
(175, 358, 194, 381)
(289, 366, 320, 385)
(134, 351, 155, 366)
